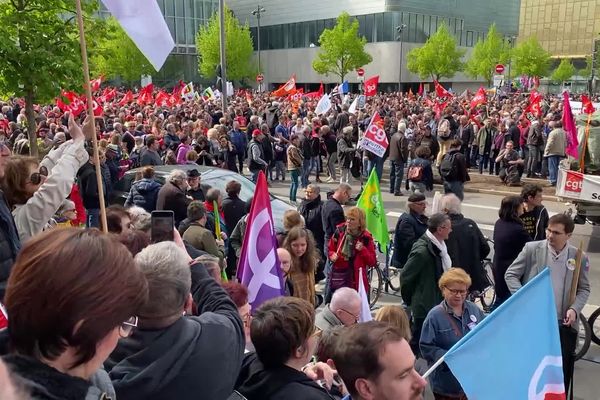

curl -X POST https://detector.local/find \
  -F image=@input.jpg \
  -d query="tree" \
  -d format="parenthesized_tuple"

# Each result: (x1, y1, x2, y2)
(196, 6, 254, 81)
(551, 59, 576, 85)
(312, 12, 372, 82)
(465, 24, 511, 86)
(511, 37, 551, 78)
(90, 17, 155, 85)
(0, 0, 101, 157)
(407, 23, 465, 81)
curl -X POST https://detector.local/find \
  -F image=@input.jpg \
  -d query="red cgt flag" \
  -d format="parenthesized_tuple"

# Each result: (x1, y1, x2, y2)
(118, 90, 134, 106)
(90, 75, 104, 92)
(434, 80, 452, 99)
(364, 75, 379, 97)
(154, 91, 170, 107)
(137, 83, 154, 105)
(470, 87, 487, 110)
(581, 94, 596, 114)
(272, 74, 296, 97)
(92, 99, 104, 117)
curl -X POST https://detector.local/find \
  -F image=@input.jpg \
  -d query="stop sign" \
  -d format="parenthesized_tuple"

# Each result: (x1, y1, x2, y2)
(256, 74, 264, 82)
(495, 64, 505, 74)
(357, 68, 365, 77)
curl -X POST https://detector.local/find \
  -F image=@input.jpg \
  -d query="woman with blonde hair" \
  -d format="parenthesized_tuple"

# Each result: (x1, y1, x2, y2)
(283, 227, 320, 307)
(374, 305, 412, 341)
(276, 209, 305, 246)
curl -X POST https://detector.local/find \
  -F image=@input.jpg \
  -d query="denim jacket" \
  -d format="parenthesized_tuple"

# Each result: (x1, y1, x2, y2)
(419, 300, 485, 396)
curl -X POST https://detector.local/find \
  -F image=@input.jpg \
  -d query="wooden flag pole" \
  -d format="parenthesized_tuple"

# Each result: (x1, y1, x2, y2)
(75, 0, 108, 233)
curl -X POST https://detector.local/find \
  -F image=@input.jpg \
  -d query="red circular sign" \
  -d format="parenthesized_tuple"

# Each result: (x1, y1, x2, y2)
(357, 68, 365, 77)
(495, 64, 505, 74)
(256, 74, 264, 82)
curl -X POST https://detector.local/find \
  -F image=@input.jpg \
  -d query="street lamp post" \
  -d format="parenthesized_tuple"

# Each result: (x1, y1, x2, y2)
(252, 5, 266, 92)
(396, 24, 407, 93)
(218, 0, 227, 111)
(507, 36, 516, 91)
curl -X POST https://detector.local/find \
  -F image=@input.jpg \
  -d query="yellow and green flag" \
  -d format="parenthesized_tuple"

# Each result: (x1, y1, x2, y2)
(357, 168, 389, 252)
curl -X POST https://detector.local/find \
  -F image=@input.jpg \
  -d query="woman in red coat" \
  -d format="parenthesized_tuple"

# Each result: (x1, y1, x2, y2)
(327, 206, 377, 296)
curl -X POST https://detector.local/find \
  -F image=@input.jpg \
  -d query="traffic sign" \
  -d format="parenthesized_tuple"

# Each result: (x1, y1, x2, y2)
(495, 64, 505, 74)
(357, 68, 365, 77)
(493, 74, 504, 87)
(256, 74, 264, 82)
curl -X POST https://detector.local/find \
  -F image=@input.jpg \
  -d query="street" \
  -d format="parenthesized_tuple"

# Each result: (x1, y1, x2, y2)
(267, 175, 600, 400)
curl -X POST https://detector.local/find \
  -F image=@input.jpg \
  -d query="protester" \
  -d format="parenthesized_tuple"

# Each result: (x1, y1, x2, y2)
(401, 213, 452, 355)
(439, 139, 469, 201)
(0, 228, 148, 400)
(105, 205, 133, 234)
(420, 268, 485, 400)
(277, 247, 294, 296)
(492, 195, 531, 308)
(374, 305, 412, 341)
(230, 198, 253, 259)
(283, 226, 320, 307)
(389, 122, 409, 196)
(337, 126, 356, 184)
(392, 193, 429, 269)
(186, 168, 205, 201)
(248, 129, 268, 183)
(276, 209, 305, 246)
(182, 201, 225, 261)
(406, 145, 434, 195)
(520, 183, 549, 241)
(77, 148, 107, 228)
(156, 169, 190, 226)
(124, 166, 161, 212)
(107, 241, 244, 399)
(287, 134, 303, 203)
(297, 184, 325, 258)
(544, 120, 566, 186)
(315, 287, 361, 331)
(495, 140, 523, 186)
(222, 281, 253, 352)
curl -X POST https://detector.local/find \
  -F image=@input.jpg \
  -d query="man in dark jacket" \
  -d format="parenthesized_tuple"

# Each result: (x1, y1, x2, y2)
(0, 144, 20, 300)
(441, 194, 491, 293)
(140, 135, 163, 167)
(298, 184, 325, 281)
(77, 151, 107, 228)
(186, 169, 205, 201)
(392, 193, 428, 269)
(156, 169, 190, 226)
(124, 166, 161, 212)
(520, 183, 549, 240)
(222, 180, 246, 277)
(106, 241, 244, 400)
(389, 123, 409, 196)
(458, 115, 474, 167)
(439, 139, 469, 201)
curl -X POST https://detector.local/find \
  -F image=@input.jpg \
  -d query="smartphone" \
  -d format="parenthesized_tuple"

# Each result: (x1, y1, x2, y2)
(151, 210, 174, 243)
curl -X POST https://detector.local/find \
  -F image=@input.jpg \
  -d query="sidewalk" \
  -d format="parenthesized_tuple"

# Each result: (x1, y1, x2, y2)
(459, 171, 560, 200)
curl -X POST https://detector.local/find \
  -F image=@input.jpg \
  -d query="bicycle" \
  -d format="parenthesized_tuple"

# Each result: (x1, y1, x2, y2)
(576, 314, 592, 361)
(367, 231, 402, 308)
(587, 305, 600, 346)
(467, 238, 496, 313)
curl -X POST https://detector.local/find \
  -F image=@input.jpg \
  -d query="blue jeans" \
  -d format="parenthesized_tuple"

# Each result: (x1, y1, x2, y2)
(547, 155, 563, 185)
(478, 154, 489, 174)
(289, 169, 300, 201)
(251, 169, 261, 183)
(443, 180, 465, 201)
(86, 208, 100, 228)
(301, 159, 312, 187)
(368, 156, 384, 180)
(390, 160, 405, 194)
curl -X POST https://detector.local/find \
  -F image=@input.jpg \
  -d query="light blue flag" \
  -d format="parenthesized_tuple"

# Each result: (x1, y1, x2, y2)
(341, 80, 349, 94)
(444, 269, 566, 400)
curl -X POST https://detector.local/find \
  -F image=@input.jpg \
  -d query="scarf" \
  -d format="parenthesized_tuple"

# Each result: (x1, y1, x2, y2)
(425, 230, 452, 272)
(204, 201, 225, 220)
(341, 230, 358, 260)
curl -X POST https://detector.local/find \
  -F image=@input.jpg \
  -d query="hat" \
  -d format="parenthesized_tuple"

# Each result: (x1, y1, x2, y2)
(57, 199, 76, 214)
(407, 193, 426, 203)
(187, 169, 200, 178)
(252, 129, 262, 137)
(106, 144, 119, 153)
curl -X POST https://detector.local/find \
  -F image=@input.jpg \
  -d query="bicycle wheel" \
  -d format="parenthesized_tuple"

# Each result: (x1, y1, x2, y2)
(479, 261, 496, 313)
(575, 315, 591, 361)
(367, 265, 383, 308)
(587, 306, 600, 346)
(386, 266, 401, 292)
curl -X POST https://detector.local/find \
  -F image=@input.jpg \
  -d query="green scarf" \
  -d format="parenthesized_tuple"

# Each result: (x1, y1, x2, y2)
(341, 230, 358, 260)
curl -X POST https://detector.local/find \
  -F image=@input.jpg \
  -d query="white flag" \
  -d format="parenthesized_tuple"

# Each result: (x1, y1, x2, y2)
(315, 93, 332, 115)
(348, 96, 359, 114)
(358, 268, 373, 323)
(101, 0, 175, 71)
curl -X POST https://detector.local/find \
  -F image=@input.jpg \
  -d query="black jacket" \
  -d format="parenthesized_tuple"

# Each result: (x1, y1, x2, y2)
(124, 178, 162, 212)
(236, 353, 334, 400)
(106, 264, 245, 400)
(441, 149, 469, 183)
(222, 195, 247, 234)
(392, 210, 428, 268)
(156, 181, 190, 226)
(492, 219, 531, 299)
(298, 195, 325, 252)
(321, 198, 345, 244)
(0, 190, 20, 301)
(77, 162, 106, 209)
(446, 213, 490, 292)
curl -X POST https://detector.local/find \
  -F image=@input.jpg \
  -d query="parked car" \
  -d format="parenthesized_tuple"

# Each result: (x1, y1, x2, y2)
(110, 165, 294, 230)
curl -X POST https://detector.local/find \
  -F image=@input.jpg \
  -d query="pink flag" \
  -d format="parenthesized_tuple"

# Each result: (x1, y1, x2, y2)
(563, 91, 578, 159)
(236, 172, 285, 310)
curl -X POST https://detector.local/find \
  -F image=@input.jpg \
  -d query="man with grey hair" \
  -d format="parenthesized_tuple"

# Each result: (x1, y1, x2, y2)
(337, 126, 355, 184)
(315, 287, 361, 332)
(389, 122, 409, 196)
(106, 241, 245, 400)
(156, 169, 190, 225)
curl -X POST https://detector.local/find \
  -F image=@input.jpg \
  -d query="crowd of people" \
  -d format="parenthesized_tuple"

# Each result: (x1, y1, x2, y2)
(0, 86, 593, 399)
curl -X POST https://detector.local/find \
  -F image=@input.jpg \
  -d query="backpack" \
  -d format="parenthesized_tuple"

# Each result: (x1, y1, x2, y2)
(440, 153, 457, 180)
(407, 164, 424, 182)
(437, 119, 451, 140)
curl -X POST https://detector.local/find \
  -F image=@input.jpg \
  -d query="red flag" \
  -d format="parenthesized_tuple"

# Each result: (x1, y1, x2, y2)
(172, 80, 185, 97)
(408, 88, 414, 100)
(424, 97, 435, 108)
(470, 87, 487, 110)
(155, 91, 170, 107)
(358, 112, 389, 157)
(68, 95, 86, 117)
(523, 90, 543, 120)
(56, 97, 69, 113)
(92, 99, 103, 117)
(563, 91, 579, 158)
(364, 75, 379, 97)
(272, 74, 296, 97)
(581, 94, 596, 114)
(118, 90, 134, 106)
(434, 80, 452, 99)
(90, 76, 104, 92)
(137, 83, 154, 105)
(62, 90, 79, 104)
(418, 83, 424, 96)
(0, 302, 7, 330)
(288, 88, 304, 102)
(318, 81, 324, 97)
(99, 88, 117, 104)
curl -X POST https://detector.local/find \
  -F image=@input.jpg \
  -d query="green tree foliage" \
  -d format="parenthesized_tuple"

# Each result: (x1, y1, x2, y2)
(465, 24, 511, 85)
(551, 59, 576, 84)
(406, 23, 465, 81)
(196, 6, 254, 81)
(0, 0, 101, 156)
(312, 12, 372, 82)
(90, 17, 155, 84)
(511, 37, 551, 78)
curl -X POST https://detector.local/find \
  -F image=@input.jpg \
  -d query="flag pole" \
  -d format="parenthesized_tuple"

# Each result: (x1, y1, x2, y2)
(422, 355, 445, 379)
(580, 113, 592, 173)
(75, 0, 108, 233)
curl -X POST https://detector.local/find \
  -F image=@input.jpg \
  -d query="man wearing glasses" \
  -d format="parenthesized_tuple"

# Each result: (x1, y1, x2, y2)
(315, 287, 361, 332)
(505, 213, 590, 390)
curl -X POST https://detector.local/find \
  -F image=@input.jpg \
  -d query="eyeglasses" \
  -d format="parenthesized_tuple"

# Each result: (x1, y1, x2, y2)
(339, 308, 359, 323)
(118, 316, 138, 338)
(27, 166, 48, 185)
(445, 288, 468, 296)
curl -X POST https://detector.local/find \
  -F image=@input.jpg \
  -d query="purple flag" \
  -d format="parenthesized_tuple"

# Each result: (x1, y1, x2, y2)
(236, 171, 285, 310)
(562, 91, 579, 159)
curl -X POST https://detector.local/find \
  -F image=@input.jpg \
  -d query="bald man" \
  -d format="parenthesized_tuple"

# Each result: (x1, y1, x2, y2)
(315, 287, 361, 331)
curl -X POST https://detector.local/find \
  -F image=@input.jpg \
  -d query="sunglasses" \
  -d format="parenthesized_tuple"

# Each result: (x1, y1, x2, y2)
(28, 166, 48, 185)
